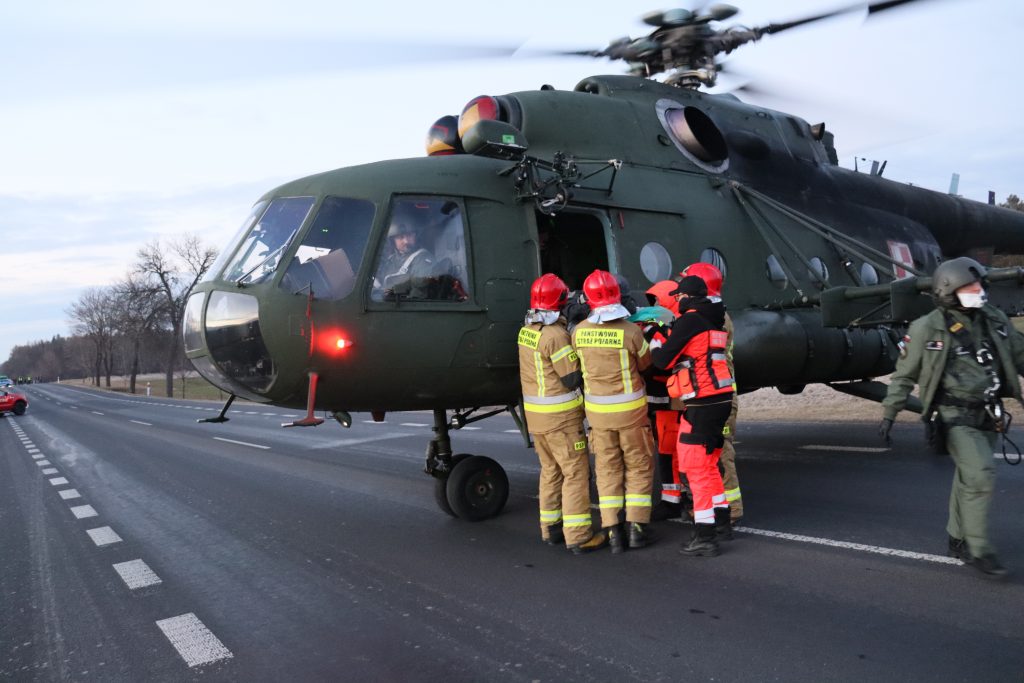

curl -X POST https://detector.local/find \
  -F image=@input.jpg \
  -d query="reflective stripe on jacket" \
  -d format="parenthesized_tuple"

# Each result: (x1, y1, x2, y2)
(518, 320, 585, 434)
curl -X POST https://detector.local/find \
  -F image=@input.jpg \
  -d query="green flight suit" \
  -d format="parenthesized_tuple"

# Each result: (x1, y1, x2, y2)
(882, 305, 1024, 557)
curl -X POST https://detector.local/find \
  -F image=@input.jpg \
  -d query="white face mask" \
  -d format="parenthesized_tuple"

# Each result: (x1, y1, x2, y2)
(956, 289, 987, 309)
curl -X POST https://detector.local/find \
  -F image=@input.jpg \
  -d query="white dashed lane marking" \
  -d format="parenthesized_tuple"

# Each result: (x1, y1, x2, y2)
(130, 420, 153, 426)
(58, 489, 81, 500)
(157, 613, 234, 668)
(36, 460, 51, 466)
(42, 468, 58, 475)
(70, 504, 99, 519)
(49, 477, 69, 486)
(400, 423, 429, 427)
(91, 411, 104, 415)
(213, 437, 270, 450)
(112, 559, 162, 589)
(87, 526, 122, 547)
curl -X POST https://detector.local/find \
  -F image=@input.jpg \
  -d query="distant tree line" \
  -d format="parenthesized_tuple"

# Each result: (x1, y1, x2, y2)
(0, 234, 217, 397)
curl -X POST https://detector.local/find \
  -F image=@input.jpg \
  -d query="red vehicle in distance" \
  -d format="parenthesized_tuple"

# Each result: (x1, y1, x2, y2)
(0, 388, 28, 416)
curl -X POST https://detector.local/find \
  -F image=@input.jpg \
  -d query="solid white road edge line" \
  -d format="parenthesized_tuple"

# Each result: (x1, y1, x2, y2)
(799, 445, 890, 453)
(716, 523, 960, 565)
(156, 613, 234, 668)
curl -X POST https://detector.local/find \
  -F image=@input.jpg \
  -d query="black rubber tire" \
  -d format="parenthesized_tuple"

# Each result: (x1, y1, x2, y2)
(12, 401, 26, 416)
(445, 455, 510, 522)
(432, 453, 470, 517)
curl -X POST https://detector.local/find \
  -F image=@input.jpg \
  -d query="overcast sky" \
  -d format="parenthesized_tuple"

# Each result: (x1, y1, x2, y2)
(1, 0, 1021, 365)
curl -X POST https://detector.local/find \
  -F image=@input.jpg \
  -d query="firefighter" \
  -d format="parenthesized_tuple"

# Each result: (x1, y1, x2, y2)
(635, 280, 685, 520)
(572, 270, 656, 552)
(682, 262, 743, 530)
(518, 274, 607, 554)
(880, 257, 1024, 578)
(652, 276, 735, 557)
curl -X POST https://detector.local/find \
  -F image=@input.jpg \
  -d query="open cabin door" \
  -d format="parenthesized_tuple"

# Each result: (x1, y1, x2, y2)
(536, 209, 611, 292)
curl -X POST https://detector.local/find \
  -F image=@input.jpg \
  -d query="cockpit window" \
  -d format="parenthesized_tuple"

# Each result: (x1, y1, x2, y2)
(371, 197, 471, 303)
(221, 197, 315, 285)
(202, 200, 268, 283)
(279, 197, 376, 300)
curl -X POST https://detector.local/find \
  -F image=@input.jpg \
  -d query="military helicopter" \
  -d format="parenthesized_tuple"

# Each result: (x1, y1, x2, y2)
(183, 1, 1024, 521)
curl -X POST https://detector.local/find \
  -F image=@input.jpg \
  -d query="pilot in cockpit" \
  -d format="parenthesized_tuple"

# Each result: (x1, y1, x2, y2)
(373, 221, 434, 299)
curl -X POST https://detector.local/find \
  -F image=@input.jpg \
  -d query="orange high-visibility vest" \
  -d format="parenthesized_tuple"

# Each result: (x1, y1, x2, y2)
(665, 328, 733, 401)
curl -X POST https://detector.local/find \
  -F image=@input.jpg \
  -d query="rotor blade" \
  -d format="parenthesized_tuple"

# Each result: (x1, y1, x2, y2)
(760, 0, 932, 36)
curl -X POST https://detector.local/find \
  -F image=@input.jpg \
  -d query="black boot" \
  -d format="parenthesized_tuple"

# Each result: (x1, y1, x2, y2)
(650, 501, 682, 521)
(714, 507, 733, 541)
(607, 524, 626, 554)
(968, 553, 1009, 579)
(543, 523, 564, 546)
(628, 522, 652, 549)
(680, 523, 719, 557)
(947, 535, 969, 562)
(567, 531, 608, 555)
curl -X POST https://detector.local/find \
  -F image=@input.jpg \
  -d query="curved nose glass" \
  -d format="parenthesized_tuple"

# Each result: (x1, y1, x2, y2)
(205, 291, 275, 393)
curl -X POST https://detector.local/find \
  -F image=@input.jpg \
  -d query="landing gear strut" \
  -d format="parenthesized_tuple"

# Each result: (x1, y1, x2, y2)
(425, 408, 510, 521)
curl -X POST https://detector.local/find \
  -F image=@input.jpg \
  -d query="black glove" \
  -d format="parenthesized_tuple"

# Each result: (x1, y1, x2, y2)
(878, 418, 893, 446)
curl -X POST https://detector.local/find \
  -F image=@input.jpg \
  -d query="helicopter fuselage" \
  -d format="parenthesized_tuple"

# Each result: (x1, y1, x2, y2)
(185, 75, 1024, 414)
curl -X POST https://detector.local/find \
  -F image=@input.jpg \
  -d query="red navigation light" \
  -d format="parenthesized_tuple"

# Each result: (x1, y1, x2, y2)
(316, 328, 354, 355)
(458, 95, 500, 139)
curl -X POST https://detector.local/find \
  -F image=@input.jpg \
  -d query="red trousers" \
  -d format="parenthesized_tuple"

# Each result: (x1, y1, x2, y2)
(677, 408, 727, 525)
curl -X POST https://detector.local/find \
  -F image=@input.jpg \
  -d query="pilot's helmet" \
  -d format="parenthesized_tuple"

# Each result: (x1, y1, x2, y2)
(932, 257, 987, 308)
(387, 222, 416, 239)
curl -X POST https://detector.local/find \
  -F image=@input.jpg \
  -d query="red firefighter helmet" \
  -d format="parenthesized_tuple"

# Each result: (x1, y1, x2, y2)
(682, 262, 723, 297)
(583, 269, 621, 308)
(646, 280, 679, 313)
(530, 273, 569, 311)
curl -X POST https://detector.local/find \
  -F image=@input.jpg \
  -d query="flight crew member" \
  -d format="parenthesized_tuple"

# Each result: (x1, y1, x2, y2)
(880, 257, 1024, 578)
(572, 270, 656, 552)
(637, 280, 685, 520)
(374, 221, 433, 299)
(682, 262, 743, 528)
(653, 276, 735, 556)
(518, 274, 607, 554)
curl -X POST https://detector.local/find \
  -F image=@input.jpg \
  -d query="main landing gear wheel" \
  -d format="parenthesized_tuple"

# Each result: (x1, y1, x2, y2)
(433, 453, 470, 517)
(445, 455, 509, 522)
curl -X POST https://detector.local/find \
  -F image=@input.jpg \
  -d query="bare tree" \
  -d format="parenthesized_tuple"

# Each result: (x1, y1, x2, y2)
(112, 273, 164, 394)
(136, 235, 217, 397)
(67, 287, 119, 387)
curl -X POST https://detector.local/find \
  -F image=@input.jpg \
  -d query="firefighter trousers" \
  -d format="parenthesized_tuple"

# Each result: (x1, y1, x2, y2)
(534, 425, 594, 546)
(591, 423, 655, 527)
(718, 394, 743, 519)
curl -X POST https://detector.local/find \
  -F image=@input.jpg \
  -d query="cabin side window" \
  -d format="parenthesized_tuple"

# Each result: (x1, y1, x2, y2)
(279, 196, 376, 301)
(371, 197, 471, 303)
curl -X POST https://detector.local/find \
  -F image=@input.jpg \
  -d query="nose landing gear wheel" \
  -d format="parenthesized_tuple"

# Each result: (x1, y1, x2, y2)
(445, 455, 509, 521)
(433, 453, 470, 517)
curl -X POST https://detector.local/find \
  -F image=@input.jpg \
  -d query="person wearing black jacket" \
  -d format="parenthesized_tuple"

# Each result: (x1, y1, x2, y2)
(652, 276, 735, 556)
